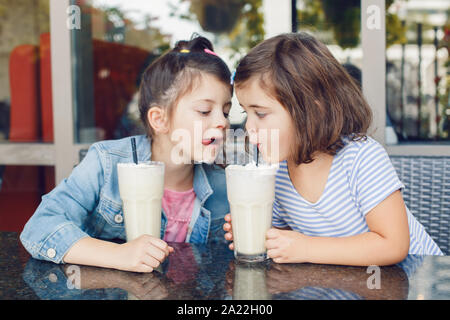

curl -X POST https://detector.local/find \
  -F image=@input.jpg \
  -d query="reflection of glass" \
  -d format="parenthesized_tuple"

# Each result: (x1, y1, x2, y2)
(0, 165, 54, 232)
(128, 292, 138, 300)
(0, 0, 51, 143)
(233, 262, 271, 300)
(386, 1, 449, 143)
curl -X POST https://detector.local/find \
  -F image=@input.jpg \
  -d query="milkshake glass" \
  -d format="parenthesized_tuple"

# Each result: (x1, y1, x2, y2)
(225, 164, 277, 262)
(118, 161, 165, 241)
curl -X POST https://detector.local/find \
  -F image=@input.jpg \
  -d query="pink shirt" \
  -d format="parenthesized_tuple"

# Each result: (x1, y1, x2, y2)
(162, 188, 196, 242)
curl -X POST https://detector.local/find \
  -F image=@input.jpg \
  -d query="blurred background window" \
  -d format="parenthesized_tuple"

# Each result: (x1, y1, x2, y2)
(0, 0, 51, 143)
(72, 0, 266, 142)
(0, 1, 55, 232)
(294, 0, 449, 145)
(385, 0, 449, 144)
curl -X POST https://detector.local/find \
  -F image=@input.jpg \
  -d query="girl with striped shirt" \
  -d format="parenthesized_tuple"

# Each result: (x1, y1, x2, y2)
(223, 33, 442, 266)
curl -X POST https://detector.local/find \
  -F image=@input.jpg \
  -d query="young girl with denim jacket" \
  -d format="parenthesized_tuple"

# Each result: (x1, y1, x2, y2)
(21, 36, 233, 273)
(224, 33, 442, 266)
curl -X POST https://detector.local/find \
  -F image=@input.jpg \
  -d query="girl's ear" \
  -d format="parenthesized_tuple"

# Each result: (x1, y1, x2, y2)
(147, 106, 170, 134)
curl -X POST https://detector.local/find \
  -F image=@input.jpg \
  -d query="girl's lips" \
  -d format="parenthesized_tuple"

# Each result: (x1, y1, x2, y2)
(202, 137, 223, 146)
(202, 138, 216, 146)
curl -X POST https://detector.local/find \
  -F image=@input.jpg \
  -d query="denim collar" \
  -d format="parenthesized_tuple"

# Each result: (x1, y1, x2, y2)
(139, 135, 213, 204)
(193, 164, 213, 205)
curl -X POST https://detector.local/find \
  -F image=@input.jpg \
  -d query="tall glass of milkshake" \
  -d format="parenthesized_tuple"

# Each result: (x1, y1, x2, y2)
(225, 163, 277, 263)
(118, 161, 165, 241)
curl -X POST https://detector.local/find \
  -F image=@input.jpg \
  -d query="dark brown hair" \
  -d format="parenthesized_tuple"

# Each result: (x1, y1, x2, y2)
(234, 32, 373, 165)
(138, 36, 232, 137)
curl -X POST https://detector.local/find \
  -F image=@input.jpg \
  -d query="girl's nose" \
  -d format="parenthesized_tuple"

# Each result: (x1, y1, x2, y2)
(246, 127, 258, 145)
(215, 111, 228, 129)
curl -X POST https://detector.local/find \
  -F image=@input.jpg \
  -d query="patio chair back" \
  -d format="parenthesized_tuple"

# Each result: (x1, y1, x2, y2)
(391, 155, 450, 255)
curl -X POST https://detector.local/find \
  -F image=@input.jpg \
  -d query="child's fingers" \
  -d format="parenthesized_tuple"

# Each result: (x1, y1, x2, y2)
(142, 253, 161, 269)
(149, 237, 171, 255)
(267, 248, 282, 260)
(139, 264, 155, 273)
(223, 222, 232, 232)
(164, 245, 174, 257)
(224, 213, 231, 221)
(266, 228, 279, 239)
(265, 239, 278, 250)
(228, 242, 234, 251)
(146, 245, 167, 263)
(148, 237, 169, 249)
(225, 232, 233, 241)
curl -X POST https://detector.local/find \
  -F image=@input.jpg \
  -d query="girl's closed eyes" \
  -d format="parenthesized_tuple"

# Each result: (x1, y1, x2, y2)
(196, 102, 231, 119)
(240, 108, 268, 119)
(197, 109, 211, 116)
(255, 111, 267, 119)
(198, 109, 231, 118)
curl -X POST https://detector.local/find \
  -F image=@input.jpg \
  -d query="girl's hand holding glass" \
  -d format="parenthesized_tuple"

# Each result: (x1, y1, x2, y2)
(114, 235, 174, 273)
(265, 228, 309, 264)
(224, 214, 305, 263)
(223, 213, 234, 251)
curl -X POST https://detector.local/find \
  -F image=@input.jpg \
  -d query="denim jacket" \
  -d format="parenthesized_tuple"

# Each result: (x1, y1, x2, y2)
(20, 135, 230, 264)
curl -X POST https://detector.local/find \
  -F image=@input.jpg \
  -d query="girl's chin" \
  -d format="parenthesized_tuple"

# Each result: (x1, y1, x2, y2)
(259, 150, 283, 164)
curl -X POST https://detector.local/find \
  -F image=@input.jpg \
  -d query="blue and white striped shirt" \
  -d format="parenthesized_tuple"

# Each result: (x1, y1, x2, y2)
(273, 136, 443, 256)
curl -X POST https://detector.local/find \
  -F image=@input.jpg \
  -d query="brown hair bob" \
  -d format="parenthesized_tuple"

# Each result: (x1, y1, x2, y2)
(234, 32, 373, 165)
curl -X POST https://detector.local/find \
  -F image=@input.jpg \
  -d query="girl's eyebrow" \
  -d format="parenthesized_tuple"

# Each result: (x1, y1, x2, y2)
(192, 99, 216, 104)
(240, 103, 269, 109)
(193, 99, 231, 107)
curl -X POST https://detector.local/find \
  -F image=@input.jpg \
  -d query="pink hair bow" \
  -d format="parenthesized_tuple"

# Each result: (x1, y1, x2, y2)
(204, 48, 218, 56)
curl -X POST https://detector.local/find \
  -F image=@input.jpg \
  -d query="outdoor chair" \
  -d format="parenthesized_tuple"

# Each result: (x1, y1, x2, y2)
(391, 155, 450, 255)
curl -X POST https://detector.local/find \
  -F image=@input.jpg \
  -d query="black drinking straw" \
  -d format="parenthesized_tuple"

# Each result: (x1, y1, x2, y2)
(131, 137, 138, 164)
(255, 144, 259, 167)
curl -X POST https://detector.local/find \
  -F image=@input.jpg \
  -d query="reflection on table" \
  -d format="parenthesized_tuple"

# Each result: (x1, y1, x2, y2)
(20, 241, 436, 300)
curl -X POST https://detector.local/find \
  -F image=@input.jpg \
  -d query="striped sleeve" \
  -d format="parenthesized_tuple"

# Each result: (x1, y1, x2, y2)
(272, 198, 289, 228)
(351, 140, 405, 216)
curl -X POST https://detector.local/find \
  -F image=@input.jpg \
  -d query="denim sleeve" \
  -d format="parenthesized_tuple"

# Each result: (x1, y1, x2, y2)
(20, 144, 105, 264)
